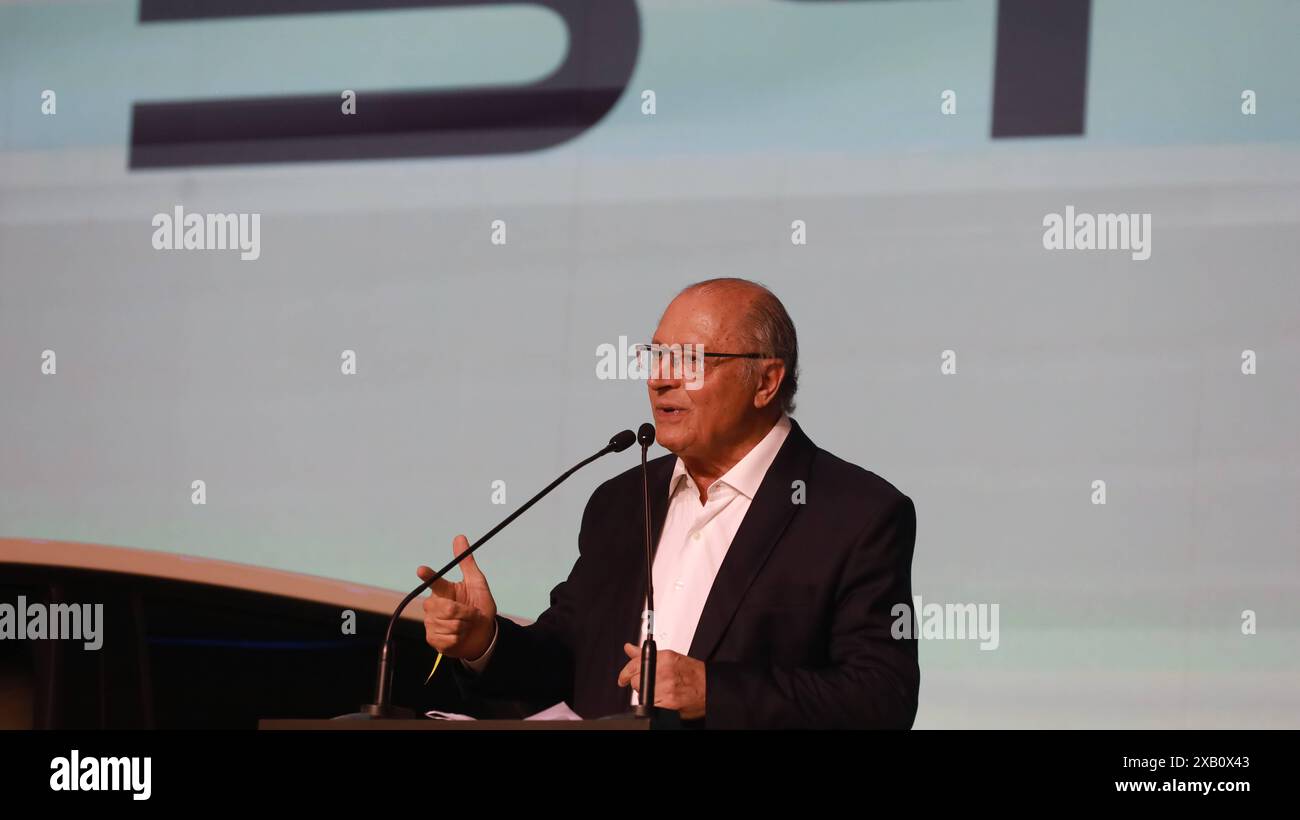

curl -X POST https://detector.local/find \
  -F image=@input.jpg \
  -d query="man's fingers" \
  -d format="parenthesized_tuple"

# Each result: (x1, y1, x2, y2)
(453, 534, 490, 590)
(618, 665, 639, 691)
(423, 620, 469, 638)
(417, 566, 458, 598)
(424, 613, 476, 641)
(617, 657, 640, 688)
(422, 595, 474, 620)
(624, 642, 638, 658)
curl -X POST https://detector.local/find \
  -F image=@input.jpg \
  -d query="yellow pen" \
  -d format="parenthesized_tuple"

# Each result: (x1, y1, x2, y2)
(424, 652, 444, 685)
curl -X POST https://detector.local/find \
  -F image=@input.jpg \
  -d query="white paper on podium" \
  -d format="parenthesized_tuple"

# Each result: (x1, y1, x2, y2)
(423, 710, 475, 720)
(423, 701, 583, 721)
(523, 701, 583, 720)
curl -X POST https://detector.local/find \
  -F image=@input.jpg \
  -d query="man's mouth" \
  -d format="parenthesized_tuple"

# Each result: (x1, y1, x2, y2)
(654, 406, 688, 419)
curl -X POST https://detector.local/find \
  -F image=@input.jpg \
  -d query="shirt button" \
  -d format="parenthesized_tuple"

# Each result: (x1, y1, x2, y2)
(674, 579, 685, 590)
(692, 531, 701, 541)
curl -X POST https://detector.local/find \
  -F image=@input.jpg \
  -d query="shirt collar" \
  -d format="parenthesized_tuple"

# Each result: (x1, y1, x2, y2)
(669, 414, 792, 501)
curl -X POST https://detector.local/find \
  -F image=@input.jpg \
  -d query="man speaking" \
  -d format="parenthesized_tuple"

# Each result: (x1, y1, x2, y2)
(417, 278, 919, 729)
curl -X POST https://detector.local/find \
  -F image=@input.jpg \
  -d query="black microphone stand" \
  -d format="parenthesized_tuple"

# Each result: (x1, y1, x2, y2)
(634, 423, 658, 718)
(339, 429, 636, 720)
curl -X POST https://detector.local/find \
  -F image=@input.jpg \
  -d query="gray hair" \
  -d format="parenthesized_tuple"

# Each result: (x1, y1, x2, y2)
(678, 278, 799, 414)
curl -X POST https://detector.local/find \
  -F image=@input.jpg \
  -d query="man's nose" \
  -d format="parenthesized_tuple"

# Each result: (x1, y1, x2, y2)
(647, 368, 682, 391)
(646, 357, 683, 391)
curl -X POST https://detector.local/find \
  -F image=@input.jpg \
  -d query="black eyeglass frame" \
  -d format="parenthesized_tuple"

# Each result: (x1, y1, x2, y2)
(633, 343, 775, 362)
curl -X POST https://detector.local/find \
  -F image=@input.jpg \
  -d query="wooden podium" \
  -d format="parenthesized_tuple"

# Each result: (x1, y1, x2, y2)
(259, 707, 688, 729)
(258, 718, 653, 730)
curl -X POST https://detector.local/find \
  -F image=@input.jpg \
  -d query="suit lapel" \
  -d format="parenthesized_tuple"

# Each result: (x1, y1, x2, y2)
(686, 419, 817, 661)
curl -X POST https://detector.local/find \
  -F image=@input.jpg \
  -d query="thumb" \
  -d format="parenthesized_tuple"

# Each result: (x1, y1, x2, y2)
(452, 534, 489, 588)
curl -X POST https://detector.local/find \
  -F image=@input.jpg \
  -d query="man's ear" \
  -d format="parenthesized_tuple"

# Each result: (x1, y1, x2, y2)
(752, 360, 786, 410)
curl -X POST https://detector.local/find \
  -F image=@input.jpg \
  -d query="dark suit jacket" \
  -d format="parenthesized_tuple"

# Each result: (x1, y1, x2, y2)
(455, 419, 919, 729)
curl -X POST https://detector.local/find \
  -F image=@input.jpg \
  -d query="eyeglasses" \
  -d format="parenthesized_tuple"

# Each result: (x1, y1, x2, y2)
(633, 343, 774, 381)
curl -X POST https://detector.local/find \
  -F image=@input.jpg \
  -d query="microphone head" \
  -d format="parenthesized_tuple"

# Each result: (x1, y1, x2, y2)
(637, 423, 656, 448)
(607, 429, 637, 453)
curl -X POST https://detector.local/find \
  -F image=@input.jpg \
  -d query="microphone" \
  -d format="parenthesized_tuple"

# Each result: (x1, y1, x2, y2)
(634, 422, 658, 718)
(344, 428, 637, 719)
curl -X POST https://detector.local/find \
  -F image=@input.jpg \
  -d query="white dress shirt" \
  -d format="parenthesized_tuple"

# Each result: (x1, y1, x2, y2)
(464, 414, 793, 706)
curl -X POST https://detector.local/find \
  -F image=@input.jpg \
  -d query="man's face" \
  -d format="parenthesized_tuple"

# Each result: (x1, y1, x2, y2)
(647, 288, 763, 459)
